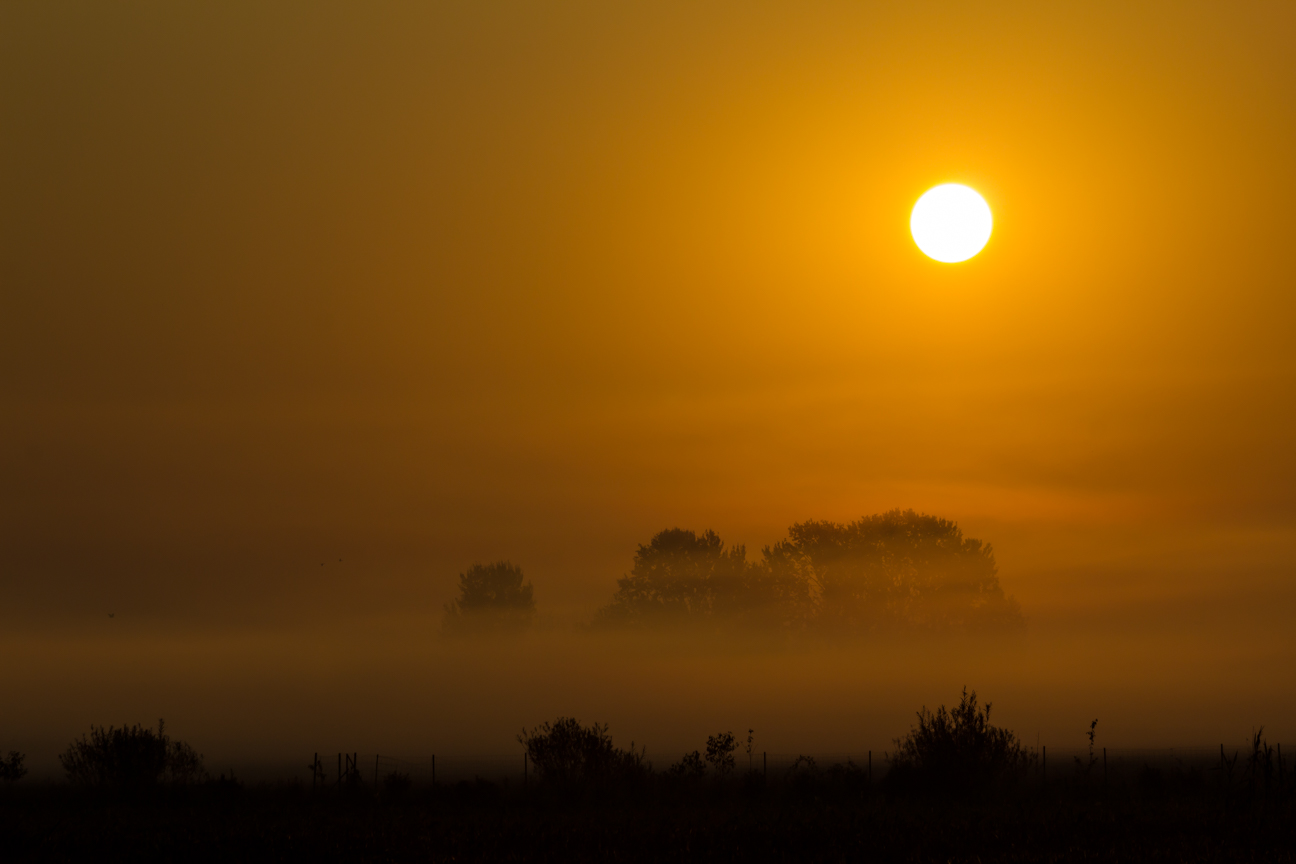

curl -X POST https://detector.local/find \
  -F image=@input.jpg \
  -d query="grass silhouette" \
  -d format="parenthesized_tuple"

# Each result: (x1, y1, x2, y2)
(1, 697, 1292, 861)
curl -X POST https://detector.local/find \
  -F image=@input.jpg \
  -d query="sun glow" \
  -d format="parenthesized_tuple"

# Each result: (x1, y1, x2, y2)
(910, 184, 993, 263)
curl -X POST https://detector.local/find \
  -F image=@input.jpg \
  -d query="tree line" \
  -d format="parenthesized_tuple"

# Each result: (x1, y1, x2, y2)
(444, 509, 1023, 633)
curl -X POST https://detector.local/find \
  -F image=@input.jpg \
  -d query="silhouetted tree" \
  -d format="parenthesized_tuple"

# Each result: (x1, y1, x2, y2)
(59, 720, 207, 788)
(0, 750, 26, 782)
(517, 717, 646, 787)
(887, 688, 1031, 796)
(595, 529, 808, 628)
(443, 561, 536, 631)
(762, 509, 1023, 632)
(705, 732, 737, 777)
(596, 513, 1022, 633)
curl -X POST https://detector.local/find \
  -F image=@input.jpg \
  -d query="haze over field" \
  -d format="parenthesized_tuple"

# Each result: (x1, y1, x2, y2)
(2, 1, 1295, 776)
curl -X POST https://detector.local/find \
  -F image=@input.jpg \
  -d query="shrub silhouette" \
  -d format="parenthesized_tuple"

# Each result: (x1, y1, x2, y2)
(705, 732, 737, 777)
(518, 717, 646, 787)
(0, 750, 26, 782)
(788, 755, 819, 775)
(669, 750, 707, 779)
(59, 720, 207, 788)
(887, 688, 1030, 796)
(667, 731, 739, 780)
(444, 561, 536, 632)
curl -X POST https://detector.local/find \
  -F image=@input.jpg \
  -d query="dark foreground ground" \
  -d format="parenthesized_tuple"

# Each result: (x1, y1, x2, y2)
(3, 780, 1294, 863)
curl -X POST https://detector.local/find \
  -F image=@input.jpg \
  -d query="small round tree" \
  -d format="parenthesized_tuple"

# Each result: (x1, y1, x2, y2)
(443, 560, 536, 632)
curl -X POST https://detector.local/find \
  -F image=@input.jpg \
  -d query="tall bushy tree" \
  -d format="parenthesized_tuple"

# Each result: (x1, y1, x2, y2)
(762, 509, 1022, 632)
(444, 561, 536, 631)
(595, 529, 808, 628)
(595, 512, 1023, 633)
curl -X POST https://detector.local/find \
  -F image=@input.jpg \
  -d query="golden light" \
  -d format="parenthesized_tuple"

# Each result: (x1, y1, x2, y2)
(910, 184, 993, 263)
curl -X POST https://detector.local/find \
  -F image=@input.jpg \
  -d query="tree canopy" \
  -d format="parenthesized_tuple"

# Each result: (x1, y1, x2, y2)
(594, 529, 807, 628)
(444, 560, 536, 631)
(764, 509, 1022, 631)
(596, 511, 1022, 632)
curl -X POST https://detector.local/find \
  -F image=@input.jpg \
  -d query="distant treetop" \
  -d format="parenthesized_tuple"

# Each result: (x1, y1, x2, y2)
(764, 509, 1022, 632)
(595, 510, 1022, 633)
(444, 560, 536, 632)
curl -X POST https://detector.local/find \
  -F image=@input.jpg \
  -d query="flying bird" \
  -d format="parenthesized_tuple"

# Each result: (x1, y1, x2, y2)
(108, 613, 114, 618)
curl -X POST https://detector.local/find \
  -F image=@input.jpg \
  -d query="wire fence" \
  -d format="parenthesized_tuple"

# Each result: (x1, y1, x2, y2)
(723, 748, 1262, 785)
(1032, 746, 1258, 784)
(374, 754, 524, 786)
(301, 743, 1284, 791)
(307, 754, 530, 788)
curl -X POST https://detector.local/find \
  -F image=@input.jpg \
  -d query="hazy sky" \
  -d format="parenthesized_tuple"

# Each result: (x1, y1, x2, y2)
(2, 1, 1294, 765)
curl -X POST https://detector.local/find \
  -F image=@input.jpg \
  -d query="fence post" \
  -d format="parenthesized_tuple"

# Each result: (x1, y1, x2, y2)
(432, 754, 436, 786)
(1042, 746, 1047, 789)
(763, 751, 767, 783)
(868, 750, 872, 784)
(1103, 747, 1107, 787)
(337, 753, 342, 789)
(374, 754, 380, 788)
(524, 751, 528, 788)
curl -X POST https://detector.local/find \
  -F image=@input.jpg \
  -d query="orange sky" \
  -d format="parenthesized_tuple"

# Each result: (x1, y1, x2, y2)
(2, 1, 1295, 764)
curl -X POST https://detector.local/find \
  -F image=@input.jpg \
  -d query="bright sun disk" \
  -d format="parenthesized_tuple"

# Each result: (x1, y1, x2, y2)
(910, 184, 992, 263)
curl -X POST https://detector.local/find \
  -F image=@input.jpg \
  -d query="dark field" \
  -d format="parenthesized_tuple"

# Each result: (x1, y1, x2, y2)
(4, 763, 1294, 863)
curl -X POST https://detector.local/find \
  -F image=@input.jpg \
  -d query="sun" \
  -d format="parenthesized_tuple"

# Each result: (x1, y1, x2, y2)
(910, 184, 993, 263)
